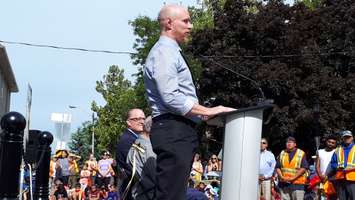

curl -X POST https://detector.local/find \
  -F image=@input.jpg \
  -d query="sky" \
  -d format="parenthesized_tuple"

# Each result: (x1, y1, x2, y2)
(1, 0, 293, 141)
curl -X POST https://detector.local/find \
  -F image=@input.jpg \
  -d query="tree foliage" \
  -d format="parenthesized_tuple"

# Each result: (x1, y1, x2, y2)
(91, 66, 144, 155)
(297, 0, 323, 10)
(129, 16, 161, 67)
(69, 121, 104, 165)
(189, 0, 355, 153)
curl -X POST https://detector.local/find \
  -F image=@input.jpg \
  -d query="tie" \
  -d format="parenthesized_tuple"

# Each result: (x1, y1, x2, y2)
(179, 50, 199, 92)
(179, 50, 190, 67)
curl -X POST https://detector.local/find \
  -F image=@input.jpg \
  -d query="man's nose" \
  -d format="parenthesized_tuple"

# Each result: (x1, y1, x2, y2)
(188, 22, 193, 29)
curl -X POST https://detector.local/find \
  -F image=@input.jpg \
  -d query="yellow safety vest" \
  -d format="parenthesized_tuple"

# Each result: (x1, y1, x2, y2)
(280, 149, 307, 185)
(335, 145, 355, 181)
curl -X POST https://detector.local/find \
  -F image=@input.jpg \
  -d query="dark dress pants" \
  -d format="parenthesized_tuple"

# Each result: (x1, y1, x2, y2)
(150, 118, 198, 200)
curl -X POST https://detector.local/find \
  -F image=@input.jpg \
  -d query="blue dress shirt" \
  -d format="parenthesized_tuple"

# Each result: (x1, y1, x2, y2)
(144, 36, 199, 121)
(259, 150, 276, 179)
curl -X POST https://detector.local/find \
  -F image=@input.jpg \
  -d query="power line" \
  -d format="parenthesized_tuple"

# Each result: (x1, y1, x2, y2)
(0, 39, 353, 58)
(0, 39, 137, 55)
(201, 51, 352, 59)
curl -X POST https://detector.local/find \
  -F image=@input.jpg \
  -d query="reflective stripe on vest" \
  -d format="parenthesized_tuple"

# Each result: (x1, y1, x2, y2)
(335, 145, 355, 181)
(280, 149, 307, 185)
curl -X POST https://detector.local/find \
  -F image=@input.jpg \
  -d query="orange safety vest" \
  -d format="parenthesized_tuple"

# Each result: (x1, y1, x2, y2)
(334, 145, 355, 181)
(280, 148, 307, 185)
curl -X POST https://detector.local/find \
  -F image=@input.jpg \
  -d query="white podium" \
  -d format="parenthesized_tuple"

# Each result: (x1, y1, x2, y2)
(207, 104, 273, 200)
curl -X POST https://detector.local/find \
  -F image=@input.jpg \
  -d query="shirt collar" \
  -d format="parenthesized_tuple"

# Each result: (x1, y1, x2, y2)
(286, 148, 297, 153)
(159, 35, 181, 51)
(342, 143, 354, 149)
(127, 128, 139, 138)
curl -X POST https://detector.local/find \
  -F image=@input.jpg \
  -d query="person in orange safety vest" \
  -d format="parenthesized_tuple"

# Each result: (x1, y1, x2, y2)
(327, 130, 355, 200)
(276, 136, 309, 200)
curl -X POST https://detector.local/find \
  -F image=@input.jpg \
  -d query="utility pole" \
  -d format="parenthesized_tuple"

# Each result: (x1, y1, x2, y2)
(91, 112, 95, 155)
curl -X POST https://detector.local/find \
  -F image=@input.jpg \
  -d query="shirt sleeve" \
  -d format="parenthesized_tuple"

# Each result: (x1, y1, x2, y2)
(300, 154, 309, 169)
(330, 152, 338, 170)
(151, 48, 195, 115)
(275, 155, 281, 169)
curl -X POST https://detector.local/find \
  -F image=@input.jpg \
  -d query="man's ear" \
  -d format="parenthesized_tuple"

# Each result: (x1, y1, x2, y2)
(166, 18, 173, 30)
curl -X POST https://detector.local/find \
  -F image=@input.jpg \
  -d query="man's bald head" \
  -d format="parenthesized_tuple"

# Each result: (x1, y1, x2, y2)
(158, 4, 188, 29)
(157, 4, 193, 43)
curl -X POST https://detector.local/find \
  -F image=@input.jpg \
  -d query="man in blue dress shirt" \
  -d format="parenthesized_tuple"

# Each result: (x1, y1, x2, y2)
(259, 138, 276, 200)
(143, 4, 235, 200)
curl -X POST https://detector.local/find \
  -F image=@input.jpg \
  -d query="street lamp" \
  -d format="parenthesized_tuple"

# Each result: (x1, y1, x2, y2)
(68, 105, 96, 155)
(313, 98, 320, 150)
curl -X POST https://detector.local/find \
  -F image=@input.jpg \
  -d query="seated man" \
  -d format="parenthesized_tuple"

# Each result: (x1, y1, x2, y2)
(116, 108, 146, 199)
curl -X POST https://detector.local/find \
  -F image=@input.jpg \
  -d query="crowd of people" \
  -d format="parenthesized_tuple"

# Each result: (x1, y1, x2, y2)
(47, 111, 355, 200)
(47, 150, 118, 200)
(258, 130, 355, 200)
(46, 108, 223, 200)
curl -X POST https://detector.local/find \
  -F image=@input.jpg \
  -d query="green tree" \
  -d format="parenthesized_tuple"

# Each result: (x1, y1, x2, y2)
(91, 65, 142, 155)
(69, 121, 103, 165)
(296, 0, 323, 10)
(190, 0, 355, 154)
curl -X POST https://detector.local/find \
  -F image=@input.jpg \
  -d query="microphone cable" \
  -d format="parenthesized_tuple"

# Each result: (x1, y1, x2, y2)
(198, 55, 266, 102)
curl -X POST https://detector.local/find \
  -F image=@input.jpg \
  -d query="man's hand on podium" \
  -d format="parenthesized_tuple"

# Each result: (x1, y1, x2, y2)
(187, 104, 236, 121)
(202, 106, 236, 121)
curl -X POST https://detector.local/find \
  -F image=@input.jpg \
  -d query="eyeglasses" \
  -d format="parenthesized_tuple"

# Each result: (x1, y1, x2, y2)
(261, 142, 267, 144)
(211, 157, 217, 160)
(129, 117, 145, 122)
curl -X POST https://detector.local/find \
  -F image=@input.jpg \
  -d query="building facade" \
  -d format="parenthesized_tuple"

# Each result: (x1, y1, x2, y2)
(0, 44, 18, 118)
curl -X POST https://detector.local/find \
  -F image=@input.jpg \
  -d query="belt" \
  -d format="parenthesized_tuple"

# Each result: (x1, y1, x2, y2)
(152, 113, 196, 128)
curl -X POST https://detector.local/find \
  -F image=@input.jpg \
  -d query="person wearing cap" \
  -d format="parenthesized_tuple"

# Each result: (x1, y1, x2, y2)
(68, 153, 80, 188)
(275, 136, 309, 200)
(56, 149, 72, 186)
(328, 130, 355, 199)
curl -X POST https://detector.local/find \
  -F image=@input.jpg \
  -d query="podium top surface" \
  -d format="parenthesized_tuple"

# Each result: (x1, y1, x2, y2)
(206, 103, 273, 127)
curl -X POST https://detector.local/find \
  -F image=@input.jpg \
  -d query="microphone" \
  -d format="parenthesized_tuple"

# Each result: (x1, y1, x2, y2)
(199, 55, 273, 105)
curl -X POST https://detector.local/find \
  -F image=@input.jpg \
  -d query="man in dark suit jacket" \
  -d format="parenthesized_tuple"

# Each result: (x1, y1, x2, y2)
(116, 108, 146, 199)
